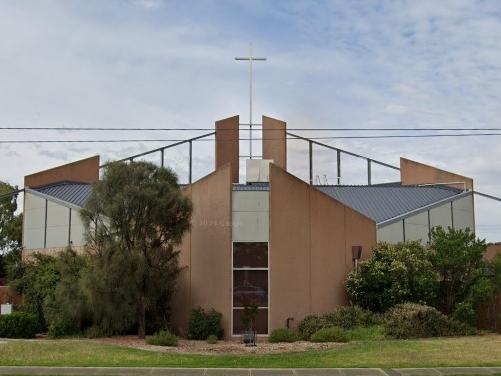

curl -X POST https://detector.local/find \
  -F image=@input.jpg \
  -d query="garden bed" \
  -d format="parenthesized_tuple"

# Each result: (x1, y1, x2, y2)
(93, 336, 343, 354)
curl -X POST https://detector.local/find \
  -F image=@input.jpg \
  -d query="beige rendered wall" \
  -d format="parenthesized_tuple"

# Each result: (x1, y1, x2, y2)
(377, 220, 404, 244)
(70, 209, 86, 246)
(452, 195, 475, 231)
(23, 191, 87, 251)
(24, 155, 100, 188)
(262, 116, 287, 171)
(404, 211, 429, 244)
(400, 157, 473, 190)
(430, 202, 453, 229)
(46, 201, 70, 248)
(171, 165, 233, 338)
(23, 192, 46, 250)
(269, 164, 377, 330)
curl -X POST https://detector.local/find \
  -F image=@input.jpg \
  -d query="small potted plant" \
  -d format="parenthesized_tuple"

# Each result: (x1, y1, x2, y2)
(241, 301, 258, 346)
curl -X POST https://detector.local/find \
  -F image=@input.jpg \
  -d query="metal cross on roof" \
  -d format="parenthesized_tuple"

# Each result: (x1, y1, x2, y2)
(235, 43, 267, 159)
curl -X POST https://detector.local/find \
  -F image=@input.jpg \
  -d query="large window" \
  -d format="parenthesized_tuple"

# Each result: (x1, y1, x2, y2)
(232, 242, 268, 335)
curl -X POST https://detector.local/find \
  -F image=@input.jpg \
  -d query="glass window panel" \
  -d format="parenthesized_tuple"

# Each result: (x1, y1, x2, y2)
(233, 242, 268, 268)
(233, 308, 268, 335)
(233, 270, 268, 307)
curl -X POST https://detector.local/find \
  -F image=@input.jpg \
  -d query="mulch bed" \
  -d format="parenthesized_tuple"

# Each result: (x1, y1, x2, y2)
(93, 336, 343, 355)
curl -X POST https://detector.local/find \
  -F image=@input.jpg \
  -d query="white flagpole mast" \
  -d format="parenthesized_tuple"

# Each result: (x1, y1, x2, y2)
(235, 43, 266, 159)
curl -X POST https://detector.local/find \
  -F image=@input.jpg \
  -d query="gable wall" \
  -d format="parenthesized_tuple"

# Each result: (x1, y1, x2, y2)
(170, 165, 233, 337)
(269, 164, 377, 330)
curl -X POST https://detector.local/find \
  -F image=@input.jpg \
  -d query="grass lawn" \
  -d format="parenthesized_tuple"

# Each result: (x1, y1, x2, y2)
(0, 334, 501, 368)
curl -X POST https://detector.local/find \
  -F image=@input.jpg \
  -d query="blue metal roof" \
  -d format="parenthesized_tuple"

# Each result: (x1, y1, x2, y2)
(315, 185, 463, 224)
(33, 180, 464, 224)
(34, 182, 92, 207)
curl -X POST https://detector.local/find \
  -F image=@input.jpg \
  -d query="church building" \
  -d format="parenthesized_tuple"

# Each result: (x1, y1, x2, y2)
(20, 115, 475, 338)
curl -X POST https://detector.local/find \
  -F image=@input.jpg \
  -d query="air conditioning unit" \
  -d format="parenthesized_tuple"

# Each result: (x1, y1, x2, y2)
(246, 159, 273, 183)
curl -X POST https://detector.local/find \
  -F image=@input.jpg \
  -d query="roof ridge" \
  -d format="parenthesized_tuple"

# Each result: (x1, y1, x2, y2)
(33, 180, 91, 190)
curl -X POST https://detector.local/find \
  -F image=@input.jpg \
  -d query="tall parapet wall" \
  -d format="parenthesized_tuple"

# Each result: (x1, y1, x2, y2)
(170, 164, 233, 338)
(262, 116, 287, 171)
(215, 116, 239, 184)
(400, 157, 473, 190)
(24, 156, 100, 188)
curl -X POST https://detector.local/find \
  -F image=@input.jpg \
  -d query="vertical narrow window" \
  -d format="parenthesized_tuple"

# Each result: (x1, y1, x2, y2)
(232, 242, 268, 335)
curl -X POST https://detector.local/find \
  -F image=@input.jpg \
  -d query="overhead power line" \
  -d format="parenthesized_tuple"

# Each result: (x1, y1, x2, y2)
(3, 133, 501, 143)
(3, 126, 501, 132)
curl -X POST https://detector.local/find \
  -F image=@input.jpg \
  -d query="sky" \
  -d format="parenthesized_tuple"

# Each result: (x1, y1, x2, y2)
(0, 0, 500, 240)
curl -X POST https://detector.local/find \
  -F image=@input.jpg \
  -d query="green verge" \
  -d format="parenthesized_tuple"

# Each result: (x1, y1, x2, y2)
(0, 335, 501, 368)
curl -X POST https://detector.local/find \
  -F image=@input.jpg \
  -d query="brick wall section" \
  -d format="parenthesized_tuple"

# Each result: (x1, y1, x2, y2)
(0, 286, 22, 305)
(24, 155, 100, 188)
(22, 246, 86, 261)
(400, 157, 473, 190)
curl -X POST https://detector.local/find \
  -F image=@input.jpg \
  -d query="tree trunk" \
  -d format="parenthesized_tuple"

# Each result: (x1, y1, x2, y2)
(138, 296, 146, 339)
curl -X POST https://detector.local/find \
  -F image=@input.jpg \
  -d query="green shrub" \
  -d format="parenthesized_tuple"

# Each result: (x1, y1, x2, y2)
(206, 334, 218, 344)
(452, 301, 476, 326)
(310, 326, 350, 343)
(146, 330, 178, 346)
(0, 312, 38, 338)
(9, 254, 59, 331)
(297, 314, 324, 340)
(187, 307, 223, 340)
(346, 325, 385, 341)
(268, 328, 299, 343)
(384, 303, 475, 339)
(47, 316, 81, 338)
(323, 305, 379, 328)
(297, 306, 378, 340)
(346, 242, 438, 312)
(84, 325, 110, 338)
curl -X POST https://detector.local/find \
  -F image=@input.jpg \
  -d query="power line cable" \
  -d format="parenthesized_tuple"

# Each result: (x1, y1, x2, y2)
(3, 133, 501, 143)
(3, 126, 501, 131)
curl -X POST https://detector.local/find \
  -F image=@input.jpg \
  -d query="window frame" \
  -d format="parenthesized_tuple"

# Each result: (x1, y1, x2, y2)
(231, 241, 270, 336)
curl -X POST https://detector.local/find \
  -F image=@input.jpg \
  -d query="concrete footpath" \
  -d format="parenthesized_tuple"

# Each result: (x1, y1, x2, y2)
(0, 367, 500, 376)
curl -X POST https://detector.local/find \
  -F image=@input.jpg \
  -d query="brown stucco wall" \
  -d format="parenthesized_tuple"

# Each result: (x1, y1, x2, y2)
(24, 155, 100, 188)
(262, 116, 287, 170)
(400, 157, 473, 190)
(215, 116, 239, 184)
(171, 164, 233, 338)
(269, 164, 377, 330)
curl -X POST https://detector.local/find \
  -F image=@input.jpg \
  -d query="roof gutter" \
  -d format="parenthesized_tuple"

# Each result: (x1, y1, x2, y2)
(376, 190, 473, 228)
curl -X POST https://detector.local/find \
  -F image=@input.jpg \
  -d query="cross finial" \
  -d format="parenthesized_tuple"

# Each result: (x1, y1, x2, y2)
(235, 43, 267, 159)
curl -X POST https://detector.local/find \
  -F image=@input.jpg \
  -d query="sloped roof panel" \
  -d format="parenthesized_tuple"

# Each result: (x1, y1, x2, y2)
(315, 185, 462, 224)
(34, 182, 92, 207)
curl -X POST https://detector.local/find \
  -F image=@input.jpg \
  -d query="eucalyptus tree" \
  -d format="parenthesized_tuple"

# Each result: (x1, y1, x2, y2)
(81, 161, 192, 338)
